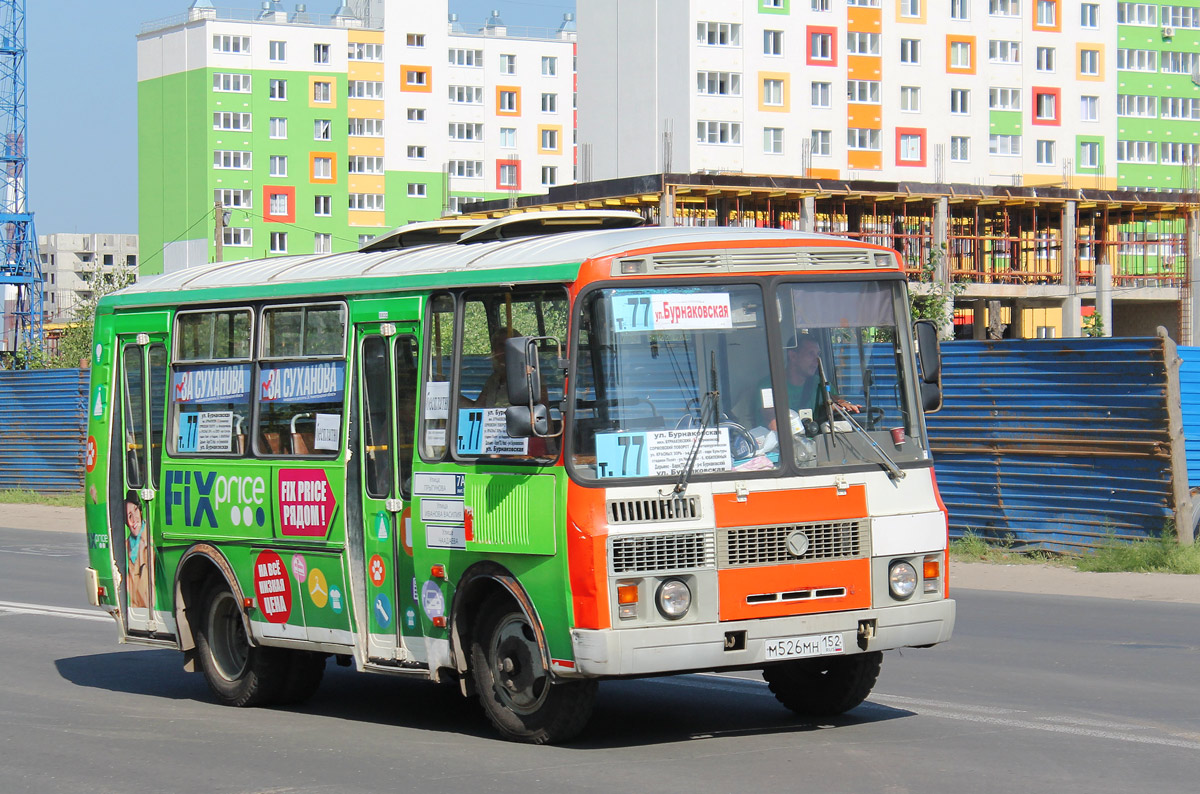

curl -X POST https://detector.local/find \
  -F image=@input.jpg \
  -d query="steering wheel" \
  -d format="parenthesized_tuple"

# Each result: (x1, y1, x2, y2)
(865, 406, 886, 430)
(721, 421, 759, 461)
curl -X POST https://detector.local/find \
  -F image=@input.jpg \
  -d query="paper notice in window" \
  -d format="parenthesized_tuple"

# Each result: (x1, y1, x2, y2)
(425, 381, 450, 419)
(314, 413, 341, 450)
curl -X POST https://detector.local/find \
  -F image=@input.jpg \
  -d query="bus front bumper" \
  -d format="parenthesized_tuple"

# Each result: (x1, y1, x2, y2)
(569, 598, 955, 678)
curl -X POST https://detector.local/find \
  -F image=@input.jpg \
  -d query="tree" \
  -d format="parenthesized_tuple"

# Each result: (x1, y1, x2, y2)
(26, 266, 137, 369)
(1082, 312, 1105, 338)
(908, 244, 962, 337)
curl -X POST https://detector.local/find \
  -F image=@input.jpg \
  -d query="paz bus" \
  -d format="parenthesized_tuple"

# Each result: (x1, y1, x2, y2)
(83, 211, 955, 744)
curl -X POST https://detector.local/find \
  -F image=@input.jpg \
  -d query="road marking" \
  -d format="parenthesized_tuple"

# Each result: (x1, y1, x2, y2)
(0, 545, 74, 557)
(675, 673, 1200, 751)
(0, 600, 112, 623)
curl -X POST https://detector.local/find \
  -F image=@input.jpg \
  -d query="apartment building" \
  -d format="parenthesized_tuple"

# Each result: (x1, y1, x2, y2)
(137, 1, 576, 274)
(579, 0, 1199, 191)
(37, 234, 139, 323)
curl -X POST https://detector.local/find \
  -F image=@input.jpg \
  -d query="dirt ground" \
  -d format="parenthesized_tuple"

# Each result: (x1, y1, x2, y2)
(12, 505, 1198, 604)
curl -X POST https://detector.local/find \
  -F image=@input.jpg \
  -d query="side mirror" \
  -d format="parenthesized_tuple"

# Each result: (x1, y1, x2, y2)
(914, 320, 943, 414)
(505, 404, 548, 438)
(505, 336, 538, 407)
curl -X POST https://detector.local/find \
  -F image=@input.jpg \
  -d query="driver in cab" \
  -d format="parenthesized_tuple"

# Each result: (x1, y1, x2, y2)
(760, 334, 860, 432)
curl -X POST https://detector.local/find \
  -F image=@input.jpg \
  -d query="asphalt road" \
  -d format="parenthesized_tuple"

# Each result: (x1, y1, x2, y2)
(2, 524, 1198, 794)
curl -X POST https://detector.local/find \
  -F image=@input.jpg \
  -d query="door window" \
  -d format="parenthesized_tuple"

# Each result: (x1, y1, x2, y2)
(121, 344, 146, 489)
(361, 336, 392, 498)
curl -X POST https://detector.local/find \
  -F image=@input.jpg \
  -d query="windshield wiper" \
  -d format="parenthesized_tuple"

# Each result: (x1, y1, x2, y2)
(671, 352, 719, 496)
(829, 402, 906, 480)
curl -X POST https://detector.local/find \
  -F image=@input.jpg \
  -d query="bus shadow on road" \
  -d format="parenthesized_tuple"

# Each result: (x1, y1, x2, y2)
(54, 651, 914, 746)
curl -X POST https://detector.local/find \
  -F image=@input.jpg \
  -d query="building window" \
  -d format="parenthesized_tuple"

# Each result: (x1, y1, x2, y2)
(989, 0, 1019, 16)
(989, 134, 1021, 156)
(348, 118, 384, 136)
(269, 193, 289, 216)
(348, 42, 383, 61)
(314, 119, 331, 140)
(1116, 49, 1156, 71)
(811, 131, 831, 156)
(811, 81, 831, 107)
(541, 166, 558, 186)
(900, 38, 920, 64)
(764, 30, 783, 56)
(1118, 94, 1157, 117)
(811, 0, 829, 9)
(1116, 140, 1156, 163)
(269, 79, 287, 100)
(1117, 3, 1157, 25)
(764, 127, 784, 154)
(696, 120, 742, 144)
(448, 122, 484, 141)
(499, 90, 518, 112)
(500, 127, 516, 147)
(989, 41, 1020, 64)
(348, 156, 385, 174)
(213, 150, 252, 170)
(950, 136, 970, 162)
(499, 163, 519, 188)
(312, 157, 333, 180)
(950, 41, 972, 69)
(900, 86, 920, 112)
(213, 35, 250, 54)
(1036, 47, 1055, 72)
(1080, 49, 1100, 76)
(269, 40, 286, 62)
(213, 112, 252, 131)
(950, 0, 969, 19)
(900, 0, 921, 18)
(1162, 97, 1200, 120)
(847, 128, 881, 150)
(212, 73, 251, 93)
(407, 145, 426, 159)
(407, 33, 425, 47)
(314, 233, 332, 253)
(846, 32, 880, 55)
(541, 56, 557, 76)
(1163, 6, 1200, 27)
(762, 78, 784, 106)
(223, 228, 252, 247)
(406, 184, 426, 198)
(809, 30, 833, 62)
(1036, 0, 1057, 26)
(349, 193, 386, 210)
(448, 160, 484, 177)
(348, 80, 384, 99)
(1079, 141, 1099, 169)
(898, 132, 923, 162)
(215, 189, 253, 209)
(1160, 142, 1200, 165)
(405, 70, 427, 87)
(697, 71, 742, 96)
(1080, 3, 1098, 27)
(541, 93, 558, 112)
(448, 85, 484, 104)
(449, 48, 483, 67)
(540, 128, 559, 150)
(847, 80, 881, 104)
(269, 232, 287, 253)
(696, 21, 741, 46)
(1034, 89, 1059, 123)
(500, 54, 516, 74)
(313, 43, 330, 64)
(950, 88, 970, 115)
(314, 195, 331, 216)
(269, 155, 287, 177)
(407, 108, 426, 122)
(1161, 52, 1198, 74)
(312, 81, 332, 102)
(1080, 95, 1099, 121)
(1036, 140, 1056, 166)
(989, 87, 1021, 110)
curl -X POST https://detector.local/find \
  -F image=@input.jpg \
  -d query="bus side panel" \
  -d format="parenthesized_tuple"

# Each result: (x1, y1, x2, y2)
(84, 314, 118, 608)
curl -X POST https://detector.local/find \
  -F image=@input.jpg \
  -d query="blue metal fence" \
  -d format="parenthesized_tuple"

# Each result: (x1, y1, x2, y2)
(1177, 346, 1200, 491)
(0, 368, 88, 493)
(927, 337, 1178, 552)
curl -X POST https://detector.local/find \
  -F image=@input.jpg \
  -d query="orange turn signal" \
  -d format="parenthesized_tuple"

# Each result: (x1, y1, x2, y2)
(432, 616, 447, 628)
(431, 564, 447, 579)
(617, 582, 639, 605)
(923, 558, 940, 580)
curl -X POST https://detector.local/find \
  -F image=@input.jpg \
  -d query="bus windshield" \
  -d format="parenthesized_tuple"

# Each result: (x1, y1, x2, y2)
(569, 280, 927, 482)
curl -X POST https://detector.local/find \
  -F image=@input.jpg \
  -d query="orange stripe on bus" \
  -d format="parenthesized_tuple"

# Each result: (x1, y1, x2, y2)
(712, 485, 867, 528)
(566, 480, 610, 630)
(718, 558, 871, 621)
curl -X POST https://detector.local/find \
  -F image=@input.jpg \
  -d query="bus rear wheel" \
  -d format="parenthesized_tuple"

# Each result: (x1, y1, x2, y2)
(194, 580, 286, 707)
(470, 600, 596, 744)
(762, 651, 882, 717)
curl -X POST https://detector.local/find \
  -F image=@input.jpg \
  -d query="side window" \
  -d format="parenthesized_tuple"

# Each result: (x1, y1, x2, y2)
(453, 287, 568, 461)
(148, 344, 167, 486)
(257, 303, 347, 457)
(421, 294, 454, 460)
(395, 336, 419, 496)
(121, 344, 146, 488)
(170, 308, 254, 456)
(361, 336, 392, 498)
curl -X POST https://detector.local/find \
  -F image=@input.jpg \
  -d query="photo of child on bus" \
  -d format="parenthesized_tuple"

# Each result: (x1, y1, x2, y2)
(124, 490, 150, 609)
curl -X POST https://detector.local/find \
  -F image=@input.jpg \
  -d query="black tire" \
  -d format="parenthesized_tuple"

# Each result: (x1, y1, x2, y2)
(277, 651, 326, 706)
(194, 580, 287, 707)
(762, 651, 883, 717)
(470, 600, 597, 744)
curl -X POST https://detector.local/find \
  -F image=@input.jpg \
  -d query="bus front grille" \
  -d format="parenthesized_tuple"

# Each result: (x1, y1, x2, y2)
(610, 531, 716, 574)
(606, 495, 701, 524)
(718, 520, 867, 567)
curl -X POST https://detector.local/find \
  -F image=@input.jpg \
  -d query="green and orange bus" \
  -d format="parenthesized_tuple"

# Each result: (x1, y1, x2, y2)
(84, 211, 955, 743)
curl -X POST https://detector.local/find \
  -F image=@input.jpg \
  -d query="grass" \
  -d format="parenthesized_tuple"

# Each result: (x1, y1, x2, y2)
(952, 529, 1200, 574)
(0, 489, 84, 508)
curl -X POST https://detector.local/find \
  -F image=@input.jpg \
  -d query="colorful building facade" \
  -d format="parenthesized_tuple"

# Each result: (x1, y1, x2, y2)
(137, 1, 576, 273)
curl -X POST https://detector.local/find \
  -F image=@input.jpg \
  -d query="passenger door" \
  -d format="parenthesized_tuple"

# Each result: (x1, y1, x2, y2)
(356, 323, 421, 661)
(115, 332, 169, 634)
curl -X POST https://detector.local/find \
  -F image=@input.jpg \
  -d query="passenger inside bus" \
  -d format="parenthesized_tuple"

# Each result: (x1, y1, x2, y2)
(462, 326, 517, 408)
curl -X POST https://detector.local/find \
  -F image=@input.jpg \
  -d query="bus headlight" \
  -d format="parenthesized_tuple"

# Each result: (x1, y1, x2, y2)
(656, 579, 691, 620)
(888, 561, 918, 600)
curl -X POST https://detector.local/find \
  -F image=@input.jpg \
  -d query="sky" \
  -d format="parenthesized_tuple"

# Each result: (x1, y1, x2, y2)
(27, 0, 575, 236)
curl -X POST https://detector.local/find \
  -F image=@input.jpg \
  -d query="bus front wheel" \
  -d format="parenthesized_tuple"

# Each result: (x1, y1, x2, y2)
(194, 580, 286, 707)
(762, 651, 882, 716)
(470, 600, 597, 744)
